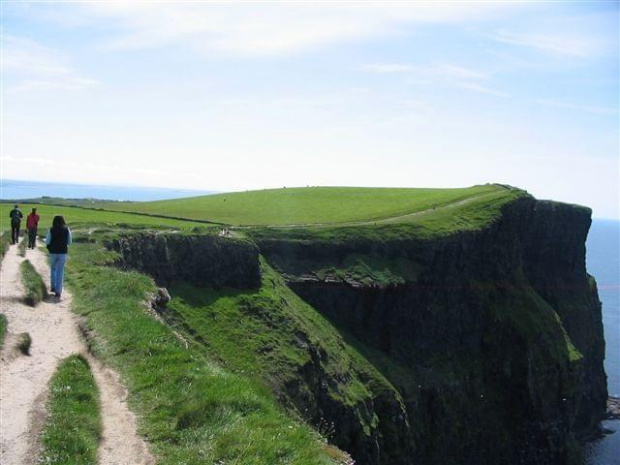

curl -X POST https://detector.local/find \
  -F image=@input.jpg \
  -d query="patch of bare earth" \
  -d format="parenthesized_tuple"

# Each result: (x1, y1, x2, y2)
(0, 239, 154, 465)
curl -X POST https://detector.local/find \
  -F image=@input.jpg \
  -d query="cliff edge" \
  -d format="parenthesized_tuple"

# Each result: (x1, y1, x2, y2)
(109, 189, 607, 465)
(252, 194, 607, 464)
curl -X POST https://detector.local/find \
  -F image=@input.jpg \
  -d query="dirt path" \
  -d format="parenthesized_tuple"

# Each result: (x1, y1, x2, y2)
(0, 240, 154, 465)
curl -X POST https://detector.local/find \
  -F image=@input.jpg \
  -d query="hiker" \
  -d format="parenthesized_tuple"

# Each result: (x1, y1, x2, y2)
(45, 215, 72, 300)
(26, 208, 40, 249)
(9, 204, 23, 244)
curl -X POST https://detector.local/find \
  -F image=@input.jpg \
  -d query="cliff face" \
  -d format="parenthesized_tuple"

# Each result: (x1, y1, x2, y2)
(256, 196, 607, 464)
(108, 233, 261, 288)
(108, 196, 606, 465)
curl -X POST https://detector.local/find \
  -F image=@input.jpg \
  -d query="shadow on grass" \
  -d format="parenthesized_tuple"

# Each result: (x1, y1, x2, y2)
(169, 280, 257, 308)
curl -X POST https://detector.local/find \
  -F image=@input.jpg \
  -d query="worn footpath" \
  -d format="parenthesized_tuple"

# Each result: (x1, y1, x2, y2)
(0, 239, 154, 465)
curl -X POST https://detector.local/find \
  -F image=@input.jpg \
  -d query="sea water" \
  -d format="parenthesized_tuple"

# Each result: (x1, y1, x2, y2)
(0, 179, 213, 202)
(585, 219, 620, 465)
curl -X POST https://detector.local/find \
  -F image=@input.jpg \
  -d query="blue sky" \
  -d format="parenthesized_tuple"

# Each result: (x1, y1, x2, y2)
(2, 1, 618, 218)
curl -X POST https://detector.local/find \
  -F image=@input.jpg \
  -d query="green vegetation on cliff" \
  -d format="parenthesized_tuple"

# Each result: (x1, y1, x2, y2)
(66, 238, 345, 464)
(1, 185, 597, 465)
(167, 258, 400, 407)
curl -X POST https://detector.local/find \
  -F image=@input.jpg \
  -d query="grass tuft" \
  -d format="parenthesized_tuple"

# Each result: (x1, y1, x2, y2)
(0, 314, 8, 349)
(20, 260, 47, 306)
(0, 231, 11, 264)
(16, 332, 31, 355)
(40, 355, 101, 465)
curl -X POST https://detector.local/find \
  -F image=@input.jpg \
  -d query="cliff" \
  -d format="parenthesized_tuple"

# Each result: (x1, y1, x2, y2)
(108, 233, 261, 289)
(109, 194, 607, 465)
(253, 195, 607, 464)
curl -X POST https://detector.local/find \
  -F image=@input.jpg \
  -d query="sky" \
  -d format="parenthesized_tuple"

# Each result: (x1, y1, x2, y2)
(1, 1, 619, 218)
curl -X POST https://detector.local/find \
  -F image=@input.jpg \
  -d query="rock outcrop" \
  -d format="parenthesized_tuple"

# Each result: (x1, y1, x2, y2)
(108, 233, 261, 289)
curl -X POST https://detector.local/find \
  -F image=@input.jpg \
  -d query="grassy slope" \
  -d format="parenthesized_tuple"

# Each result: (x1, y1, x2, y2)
(0, 203, 204, 231)
(67, 239, 342, 465)
(99, 184, 511, 226)
(40, 355, 102, 465)
(167, 258, 400, 406)
(248, 186, 527, 244)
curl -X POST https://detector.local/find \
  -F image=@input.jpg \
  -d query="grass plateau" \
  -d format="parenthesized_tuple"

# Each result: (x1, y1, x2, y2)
(99, 184, 522, 227)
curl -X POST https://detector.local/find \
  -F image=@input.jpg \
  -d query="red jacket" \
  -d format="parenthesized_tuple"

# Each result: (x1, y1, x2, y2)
(26, 213, 40, 229)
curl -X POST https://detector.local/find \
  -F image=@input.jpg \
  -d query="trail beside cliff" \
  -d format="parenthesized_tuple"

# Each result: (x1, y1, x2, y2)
(0, 241, 154, 465)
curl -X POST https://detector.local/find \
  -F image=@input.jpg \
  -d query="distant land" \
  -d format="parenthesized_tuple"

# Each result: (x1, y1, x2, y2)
(0, 179, 215, 202)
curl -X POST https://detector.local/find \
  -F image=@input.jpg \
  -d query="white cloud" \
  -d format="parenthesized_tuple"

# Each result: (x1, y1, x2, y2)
(490, 29, 603, 58)
(71, 2, 521, 56)
(360, 64, 415, 74)
(2, 35, 100, 92)
(534, 99, 618, 116)
(456, 82, 510, 98)
(364, 62, 489, 79)
(362, 61, 509, 97)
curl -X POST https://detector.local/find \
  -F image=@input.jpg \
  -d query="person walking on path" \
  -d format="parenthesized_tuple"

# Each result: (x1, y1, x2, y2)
(26, 208, 40, 249)
(45, 215, 72, 300)
(9, 205, 23, 245)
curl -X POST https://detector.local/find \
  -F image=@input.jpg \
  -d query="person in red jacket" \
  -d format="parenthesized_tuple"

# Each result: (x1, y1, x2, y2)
(26, 208, 40, 249)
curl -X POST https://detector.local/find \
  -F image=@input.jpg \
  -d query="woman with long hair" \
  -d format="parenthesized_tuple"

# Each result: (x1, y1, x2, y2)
(45, 215, 72, 300)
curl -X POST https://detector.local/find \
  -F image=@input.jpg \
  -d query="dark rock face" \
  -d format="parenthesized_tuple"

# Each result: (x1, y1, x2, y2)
(108, 233, 261, 289)
(257, 197, 607, 465)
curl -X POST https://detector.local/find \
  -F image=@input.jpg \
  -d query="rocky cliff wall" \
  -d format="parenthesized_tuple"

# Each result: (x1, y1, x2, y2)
(255, 196, 607, 465)
(108, 233, 261, 289)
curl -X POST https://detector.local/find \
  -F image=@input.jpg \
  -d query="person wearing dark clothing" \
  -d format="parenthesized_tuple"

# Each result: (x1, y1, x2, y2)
(45, 215, 72, 300)
(26, 208, 40, 249)
(9, 205, 23, 244)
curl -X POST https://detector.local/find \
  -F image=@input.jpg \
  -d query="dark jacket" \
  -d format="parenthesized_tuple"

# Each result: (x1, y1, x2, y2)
(46, 227, 71, 254)
(9, 208, 23, 225)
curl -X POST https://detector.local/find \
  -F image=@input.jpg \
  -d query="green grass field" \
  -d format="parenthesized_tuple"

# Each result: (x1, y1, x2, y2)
(0, 203, 203, 232)
(3, 184, 529, 239)
(99, 184, 521, 227)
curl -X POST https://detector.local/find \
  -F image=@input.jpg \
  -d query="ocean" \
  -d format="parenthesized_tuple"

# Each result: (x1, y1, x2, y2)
(0, 179, 214, 202)
(584, 219, 620, 465)
(1, 180, 618, 462)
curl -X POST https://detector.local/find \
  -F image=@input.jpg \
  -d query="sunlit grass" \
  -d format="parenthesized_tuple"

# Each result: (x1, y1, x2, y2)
(40, 355, 101, 465)
(67, 241, 341, 464)
(100, 184, 511, 226)
(20, 260, 47, 306)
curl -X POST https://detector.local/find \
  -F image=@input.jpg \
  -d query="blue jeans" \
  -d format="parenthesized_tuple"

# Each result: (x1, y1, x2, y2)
(49, 254, 68, 295)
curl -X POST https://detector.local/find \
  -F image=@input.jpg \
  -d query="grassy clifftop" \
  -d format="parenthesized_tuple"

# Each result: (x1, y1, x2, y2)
(3, 184, 529, 240)
(99, 184, 525, 228)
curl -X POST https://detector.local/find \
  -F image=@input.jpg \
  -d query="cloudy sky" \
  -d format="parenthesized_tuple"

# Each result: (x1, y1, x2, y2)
(2, 1, 618, 218)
